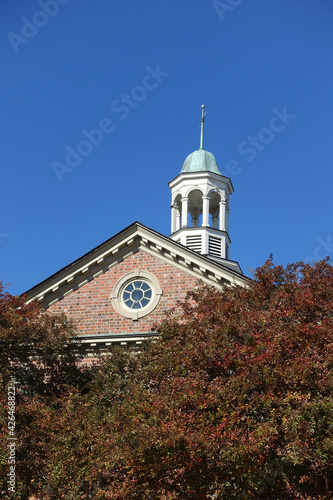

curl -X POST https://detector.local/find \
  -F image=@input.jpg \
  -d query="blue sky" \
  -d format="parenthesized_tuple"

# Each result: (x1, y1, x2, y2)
(1, 0, 333, 295)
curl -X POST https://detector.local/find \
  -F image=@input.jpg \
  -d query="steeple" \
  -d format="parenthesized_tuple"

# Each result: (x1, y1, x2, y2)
(168, 106, 238, 270)
(200, 104, 205, 150)
(180, 107, 222, 175)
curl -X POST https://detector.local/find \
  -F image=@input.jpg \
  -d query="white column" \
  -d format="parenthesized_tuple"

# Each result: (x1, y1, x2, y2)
(219, 200, 226, 231)
(192, 217, 199, 228)
(176, 210, 181, 231)
(202, 195, 210, 227)
(171, 204, 177, 234)
(181, 197, 188, 228)
(226, 207, 230, 233)
(212, 217, 218, 229)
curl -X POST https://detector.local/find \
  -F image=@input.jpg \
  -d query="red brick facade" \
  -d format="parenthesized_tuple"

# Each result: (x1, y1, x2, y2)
(48, 249, 199, 337)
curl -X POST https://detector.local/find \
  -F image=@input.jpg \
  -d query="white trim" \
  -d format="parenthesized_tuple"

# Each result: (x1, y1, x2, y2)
(25, 223, 247, 308)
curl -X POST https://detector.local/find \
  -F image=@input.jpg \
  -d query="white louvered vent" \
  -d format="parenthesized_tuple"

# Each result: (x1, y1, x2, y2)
(186, 235, 202, 253)
(208, 236, 222, 257)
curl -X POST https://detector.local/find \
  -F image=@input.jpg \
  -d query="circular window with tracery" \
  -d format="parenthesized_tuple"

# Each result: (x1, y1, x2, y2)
(111, 270, 162, 320)
(122, 280, 152, 310)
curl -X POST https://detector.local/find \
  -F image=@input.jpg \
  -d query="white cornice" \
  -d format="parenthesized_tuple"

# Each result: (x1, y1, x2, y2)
(168, 171, 234, 194)
(25, 223, 248, 308)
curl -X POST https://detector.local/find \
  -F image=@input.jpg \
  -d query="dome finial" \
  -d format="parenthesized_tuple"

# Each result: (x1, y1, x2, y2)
(200, 104, 206, 150)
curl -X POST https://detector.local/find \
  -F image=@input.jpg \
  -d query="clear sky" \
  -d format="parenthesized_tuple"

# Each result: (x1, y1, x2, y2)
(1, 0, 333, 295)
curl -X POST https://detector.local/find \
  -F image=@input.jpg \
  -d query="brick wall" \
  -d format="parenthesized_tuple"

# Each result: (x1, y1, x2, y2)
(48, 250, 199, 337)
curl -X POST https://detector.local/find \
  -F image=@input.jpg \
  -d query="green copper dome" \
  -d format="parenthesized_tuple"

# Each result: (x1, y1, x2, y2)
(181, 149, 222, 175)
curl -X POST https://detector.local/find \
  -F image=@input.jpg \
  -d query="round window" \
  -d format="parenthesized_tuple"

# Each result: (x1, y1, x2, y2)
(122, 280, 152, 310)
(111, 270, 162, 320)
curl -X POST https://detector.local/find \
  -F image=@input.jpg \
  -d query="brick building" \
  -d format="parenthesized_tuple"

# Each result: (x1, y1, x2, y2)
(25, 107, 248, 357)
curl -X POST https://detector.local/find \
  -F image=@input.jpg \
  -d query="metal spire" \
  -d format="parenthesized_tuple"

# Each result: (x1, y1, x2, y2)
(200, 104, 206, 150)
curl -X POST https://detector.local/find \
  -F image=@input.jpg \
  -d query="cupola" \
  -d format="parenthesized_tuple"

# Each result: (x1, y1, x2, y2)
(169, 106, 239, 272)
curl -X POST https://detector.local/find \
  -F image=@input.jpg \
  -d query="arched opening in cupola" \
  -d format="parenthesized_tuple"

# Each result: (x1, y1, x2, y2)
(188, 189, 203, 228)
(209, 191, 221, 228)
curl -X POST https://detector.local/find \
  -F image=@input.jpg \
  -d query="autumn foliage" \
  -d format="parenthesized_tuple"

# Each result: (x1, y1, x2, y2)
(0, 282, 89, 499)
(1, 258, 333, 499)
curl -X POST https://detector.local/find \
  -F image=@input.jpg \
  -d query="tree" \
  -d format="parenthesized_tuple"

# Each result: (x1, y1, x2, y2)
(78, 257, 332, 499)
(0, 281, 90, 499)
(2, 258, 333, 499)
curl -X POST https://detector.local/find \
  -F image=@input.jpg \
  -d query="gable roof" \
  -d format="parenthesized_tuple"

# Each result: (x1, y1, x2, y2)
(24, 222, 249, 308)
